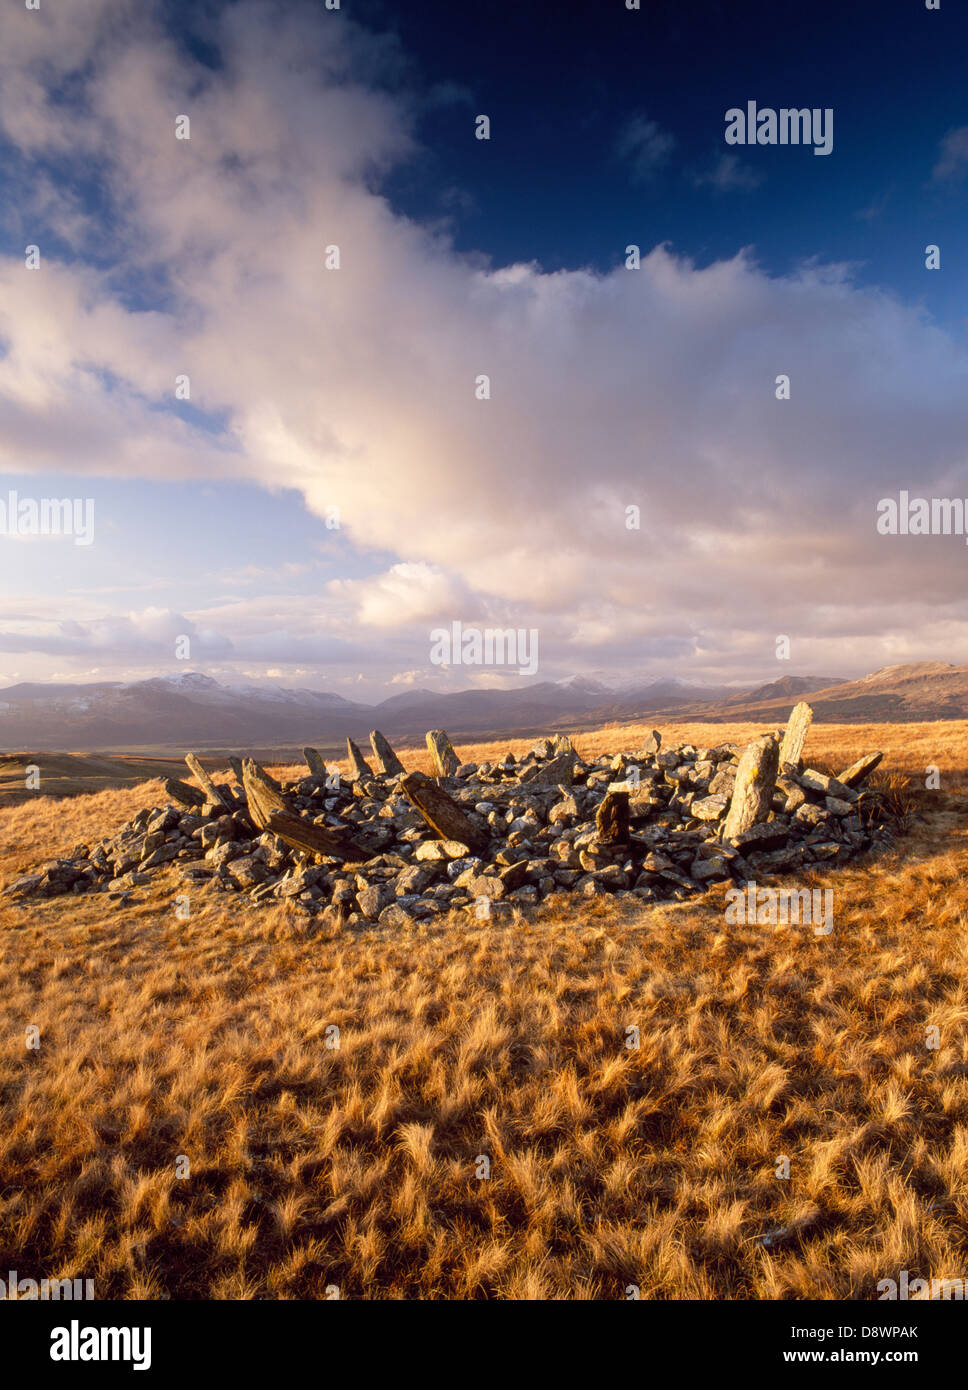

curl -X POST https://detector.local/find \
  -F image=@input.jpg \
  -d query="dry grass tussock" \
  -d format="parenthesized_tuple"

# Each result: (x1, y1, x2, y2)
(1, 719, 967, 1299)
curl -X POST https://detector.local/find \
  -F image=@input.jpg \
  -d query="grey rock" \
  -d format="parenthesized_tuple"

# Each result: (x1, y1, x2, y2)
(140, 843, 182, 870)
(228, 855, 268, 888)
(395, 864, 435, 896)
(730, 822, 789, 853)
(691, 858, 731, 883)
(2, 873, 43, 897)
(379, 903, 418, 928)
(205, 840, 243, 868)
(690, 794, 728, 822)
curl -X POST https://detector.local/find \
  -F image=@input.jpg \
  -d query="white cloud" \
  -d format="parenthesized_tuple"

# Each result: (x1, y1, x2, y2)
(692, 154, 764, 192)
(0, 605, 230, 659)
(616, 113, 676, 181)
(328, 562, 469, 627)
(0, 1, 967, 688)
(932, 126, 968, 182)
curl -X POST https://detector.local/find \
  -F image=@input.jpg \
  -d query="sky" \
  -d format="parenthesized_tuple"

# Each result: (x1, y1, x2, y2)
(1, 0, 967, 699)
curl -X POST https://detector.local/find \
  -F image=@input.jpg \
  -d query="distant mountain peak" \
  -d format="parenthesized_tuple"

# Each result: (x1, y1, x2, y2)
(556, 674, 612, 694)
(731, 674, 846, 705)
(147, 672, 221, 691)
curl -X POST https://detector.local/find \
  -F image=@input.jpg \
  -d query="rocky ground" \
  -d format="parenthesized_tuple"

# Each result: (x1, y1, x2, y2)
(3, 711, 896, 927)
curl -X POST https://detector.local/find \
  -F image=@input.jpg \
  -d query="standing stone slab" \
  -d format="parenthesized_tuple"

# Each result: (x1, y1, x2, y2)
(596, 790, 631, 845)
(370, 729, 406, 777)
(426, 729, 460, 778)
(723, 735, 780, 841)
(303, 746, 328, 777)
(400, 771, 488, 853)
(346, 738, 373, 781)
(778, 702, 813, 771)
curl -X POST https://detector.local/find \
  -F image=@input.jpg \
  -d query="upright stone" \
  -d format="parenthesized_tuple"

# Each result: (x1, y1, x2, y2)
(778, 702, 813, 771)
(723, 735, 780, 841)
(426, 729, 460, 778)
(227, 756, 245, 782)
(596, 790, 630, 845)
(303, 746, 328, 777)
(369, 730, 406, 776)
(346, 738, 373, 781)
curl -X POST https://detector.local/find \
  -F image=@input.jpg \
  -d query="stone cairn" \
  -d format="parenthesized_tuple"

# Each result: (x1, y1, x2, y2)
(3, 704, 891, 926)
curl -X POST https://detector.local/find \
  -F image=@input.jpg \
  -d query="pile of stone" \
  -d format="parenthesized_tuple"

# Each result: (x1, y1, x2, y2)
(3, 703, 892, 926)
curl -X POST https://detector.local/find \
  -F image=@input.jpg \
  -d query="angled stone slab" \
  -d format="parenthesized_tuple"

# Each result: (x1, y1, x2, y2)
(262, 808, 370, 864)
(346, 738, 373, 781)
(369, 729, 406, 776)
(400, 771, 488, 853)
(185, 752, 235, 813)
(242, 758, 291, 829)
(164, 777, 206, 809)
(838, 752, 883, 789)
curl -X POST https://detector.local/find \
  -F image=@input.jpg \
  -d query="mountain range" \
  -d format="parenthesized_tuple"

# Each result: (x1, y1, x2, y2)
(0, 662, 965, 752)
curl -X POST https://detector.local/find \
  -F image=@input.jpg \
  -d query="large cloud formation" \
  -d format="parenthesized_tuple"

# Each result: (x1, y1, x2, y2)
(1, 0, 968, 687)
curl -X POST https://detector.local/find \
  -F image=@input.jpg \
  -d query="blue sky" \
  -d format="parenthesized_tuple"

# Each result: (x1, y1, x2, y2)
(375, 0, 968, 323)
(1, 0, 967, 697)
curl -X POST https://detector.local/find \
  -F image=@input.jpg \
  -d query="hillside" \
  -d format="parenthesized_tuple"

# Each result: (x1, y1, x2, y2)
(0, 717, 965, 1298)
(0, 751, 227, 809)
(695, 662, 968, 725)
(7, 662, 968, 753)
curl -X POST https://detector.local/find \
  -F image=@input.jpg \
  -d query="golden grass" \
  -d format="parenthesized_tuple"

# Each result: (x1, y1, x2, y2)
(1, 719, 967, 1299)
